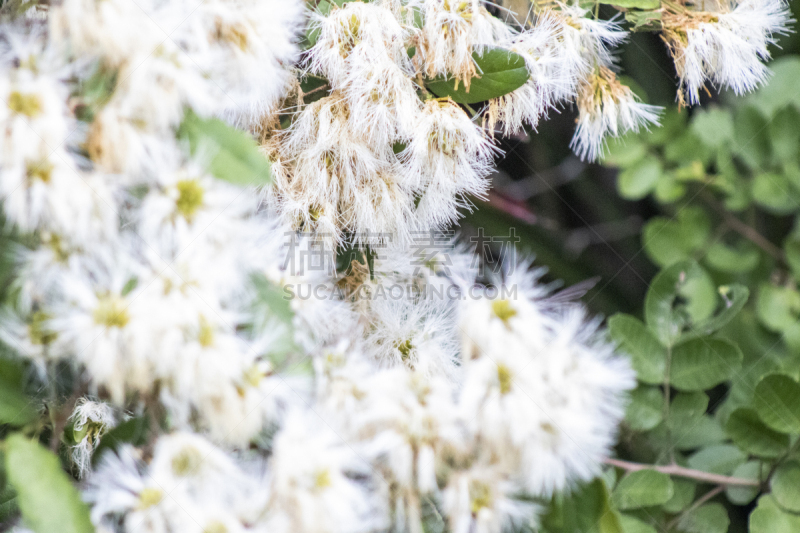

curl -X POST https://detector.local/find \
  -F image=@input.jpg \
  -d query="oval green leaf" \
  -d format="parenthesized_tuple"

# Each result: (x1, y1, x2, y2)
(669, 338, 742, 391)
(771, 461, 800, 512)
(425, 47, 530, 104)
(725, 408, 790, 458)
(5, 433, 93, 533)
(612, 470, 674, 510)
(677, 503, 729, 533)
(754, 374, 800, 434)
(726, 461, 761, 505)
(625, 386, 664, 431)
(751, 495, 800, 533)
(608, 314, 667, 385)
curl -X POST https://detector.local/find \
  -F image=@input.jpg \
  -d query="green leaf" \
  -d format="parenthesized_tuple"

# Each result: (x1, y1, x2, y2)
(670, 391, 709, 419)
(625, 386, 664, 431)
(603, 137, 647, 167)
(619, 514, 657, 533)
(425, 47, 530, 104)
(624, 9, 662, 31)
(686, 444, 746, 475)
(0, 357, 37, 426)
(177, 110, 272, 187)
(687, 284, 750, 338)
(725, 461, 761, 505)
(642, 207, 710, 268)
(617, 158, 661, 200)
(676, 503, 729, 533)
(669, 338, 742, 391)
(752, 172, 800, 214)
(733, 105, 772, 169)
(771, 461, 800, 512)
(253, 275, 294, 328)
(754, 373, 800, 434)
(751, 495, 800, 533)
(612, 470, 674, 510)
(562, 479, 624, 533)
(705, 242, 760, 274)
(691, 108, 734, 150)
(5, 433, 93, 533)
(756, 284, 800, 332)
(769, 106, 800, 164)
(662, 478, 696, 513)
(673, 416, 727, 450)
(644, 261, 713, 346)
(747, 57, 800, 116)
(725, 408, 789, 458)
(0, 483, 18, 523)
(608, 314, 667, 385)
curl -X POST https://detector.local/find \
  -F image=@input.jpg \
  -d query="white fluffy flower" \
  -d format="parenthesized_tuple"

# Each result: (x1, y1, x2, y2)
(87, 434, 267, 533)
(442, 466, 537, 533)
(458, 269, 635, 496)
(362, 294, 459, 379)
(571, 67, 662, 162)
(266, 409, 383, 533)
(401, 99, 496, 230)
(664, 0, 791, 105)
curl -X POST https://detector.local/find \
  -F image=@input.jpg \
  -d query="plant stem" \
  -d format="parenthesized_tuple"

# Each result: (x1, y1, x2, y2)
(603, 457, 760, 486)
(702, 193, 786, 263)
(666, 485, 725, 530)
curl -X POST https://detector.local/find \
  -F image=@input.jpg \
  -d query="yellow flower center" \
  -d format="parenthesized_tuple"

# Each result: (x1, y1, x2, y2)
(491, 299, 517, 323)
(93, 294, 130, 328)
(175, 179, 204, 222)
(8, 92, 42, 117)
(137, 487, 163, 510)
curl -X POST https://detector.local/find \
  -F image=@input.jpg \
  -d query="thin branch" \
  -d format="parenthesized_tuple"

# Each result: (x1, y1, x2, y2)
(603, 457, 760, 487)
(702, 193, 786, 263)
(722, 213, 785, 262)
(303, 83, 330, 97)
(666, 485, 725, 530)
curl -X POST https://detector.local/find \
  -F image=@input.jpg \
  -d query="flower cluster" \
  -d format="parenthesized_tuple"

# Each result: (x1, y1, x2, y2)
(0, 0, 789, 532)
(662, 0, 792, 106)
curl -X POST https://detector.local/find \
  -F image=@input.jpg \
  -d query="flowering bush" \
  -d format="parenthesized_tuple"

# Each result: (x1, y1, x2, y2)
(0, 0, 794, 532)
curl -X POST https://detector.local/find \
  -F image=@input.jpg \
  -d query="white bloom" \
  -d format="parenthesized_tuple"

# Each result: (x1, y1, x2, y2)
(571, 67, 662, 162)
(88, 435, 267, 533)
(306, 2, 411, 89)
(266, 409, 383, 533)
(401, 99, 496, 230)
(491, 14, 567, 134)
(0, 153, 118, 245)
(362, 294, 459, 380)
(458, 268, 635, 496)
(417, 0, 512, 84)
(49, 0, 164, 67)
(169, 0, 304, 127)
(442, 466, 536, 533)
(664, 0, 791, 105)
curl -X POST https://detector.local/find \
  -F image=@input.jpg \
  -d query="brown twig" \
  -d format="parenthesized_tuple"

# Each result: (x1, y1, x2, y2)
(702, 192, 786, 263)
(666, 485, 725, 530)
(303, 83, 330, 97)
(603, 457, 760, 487)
